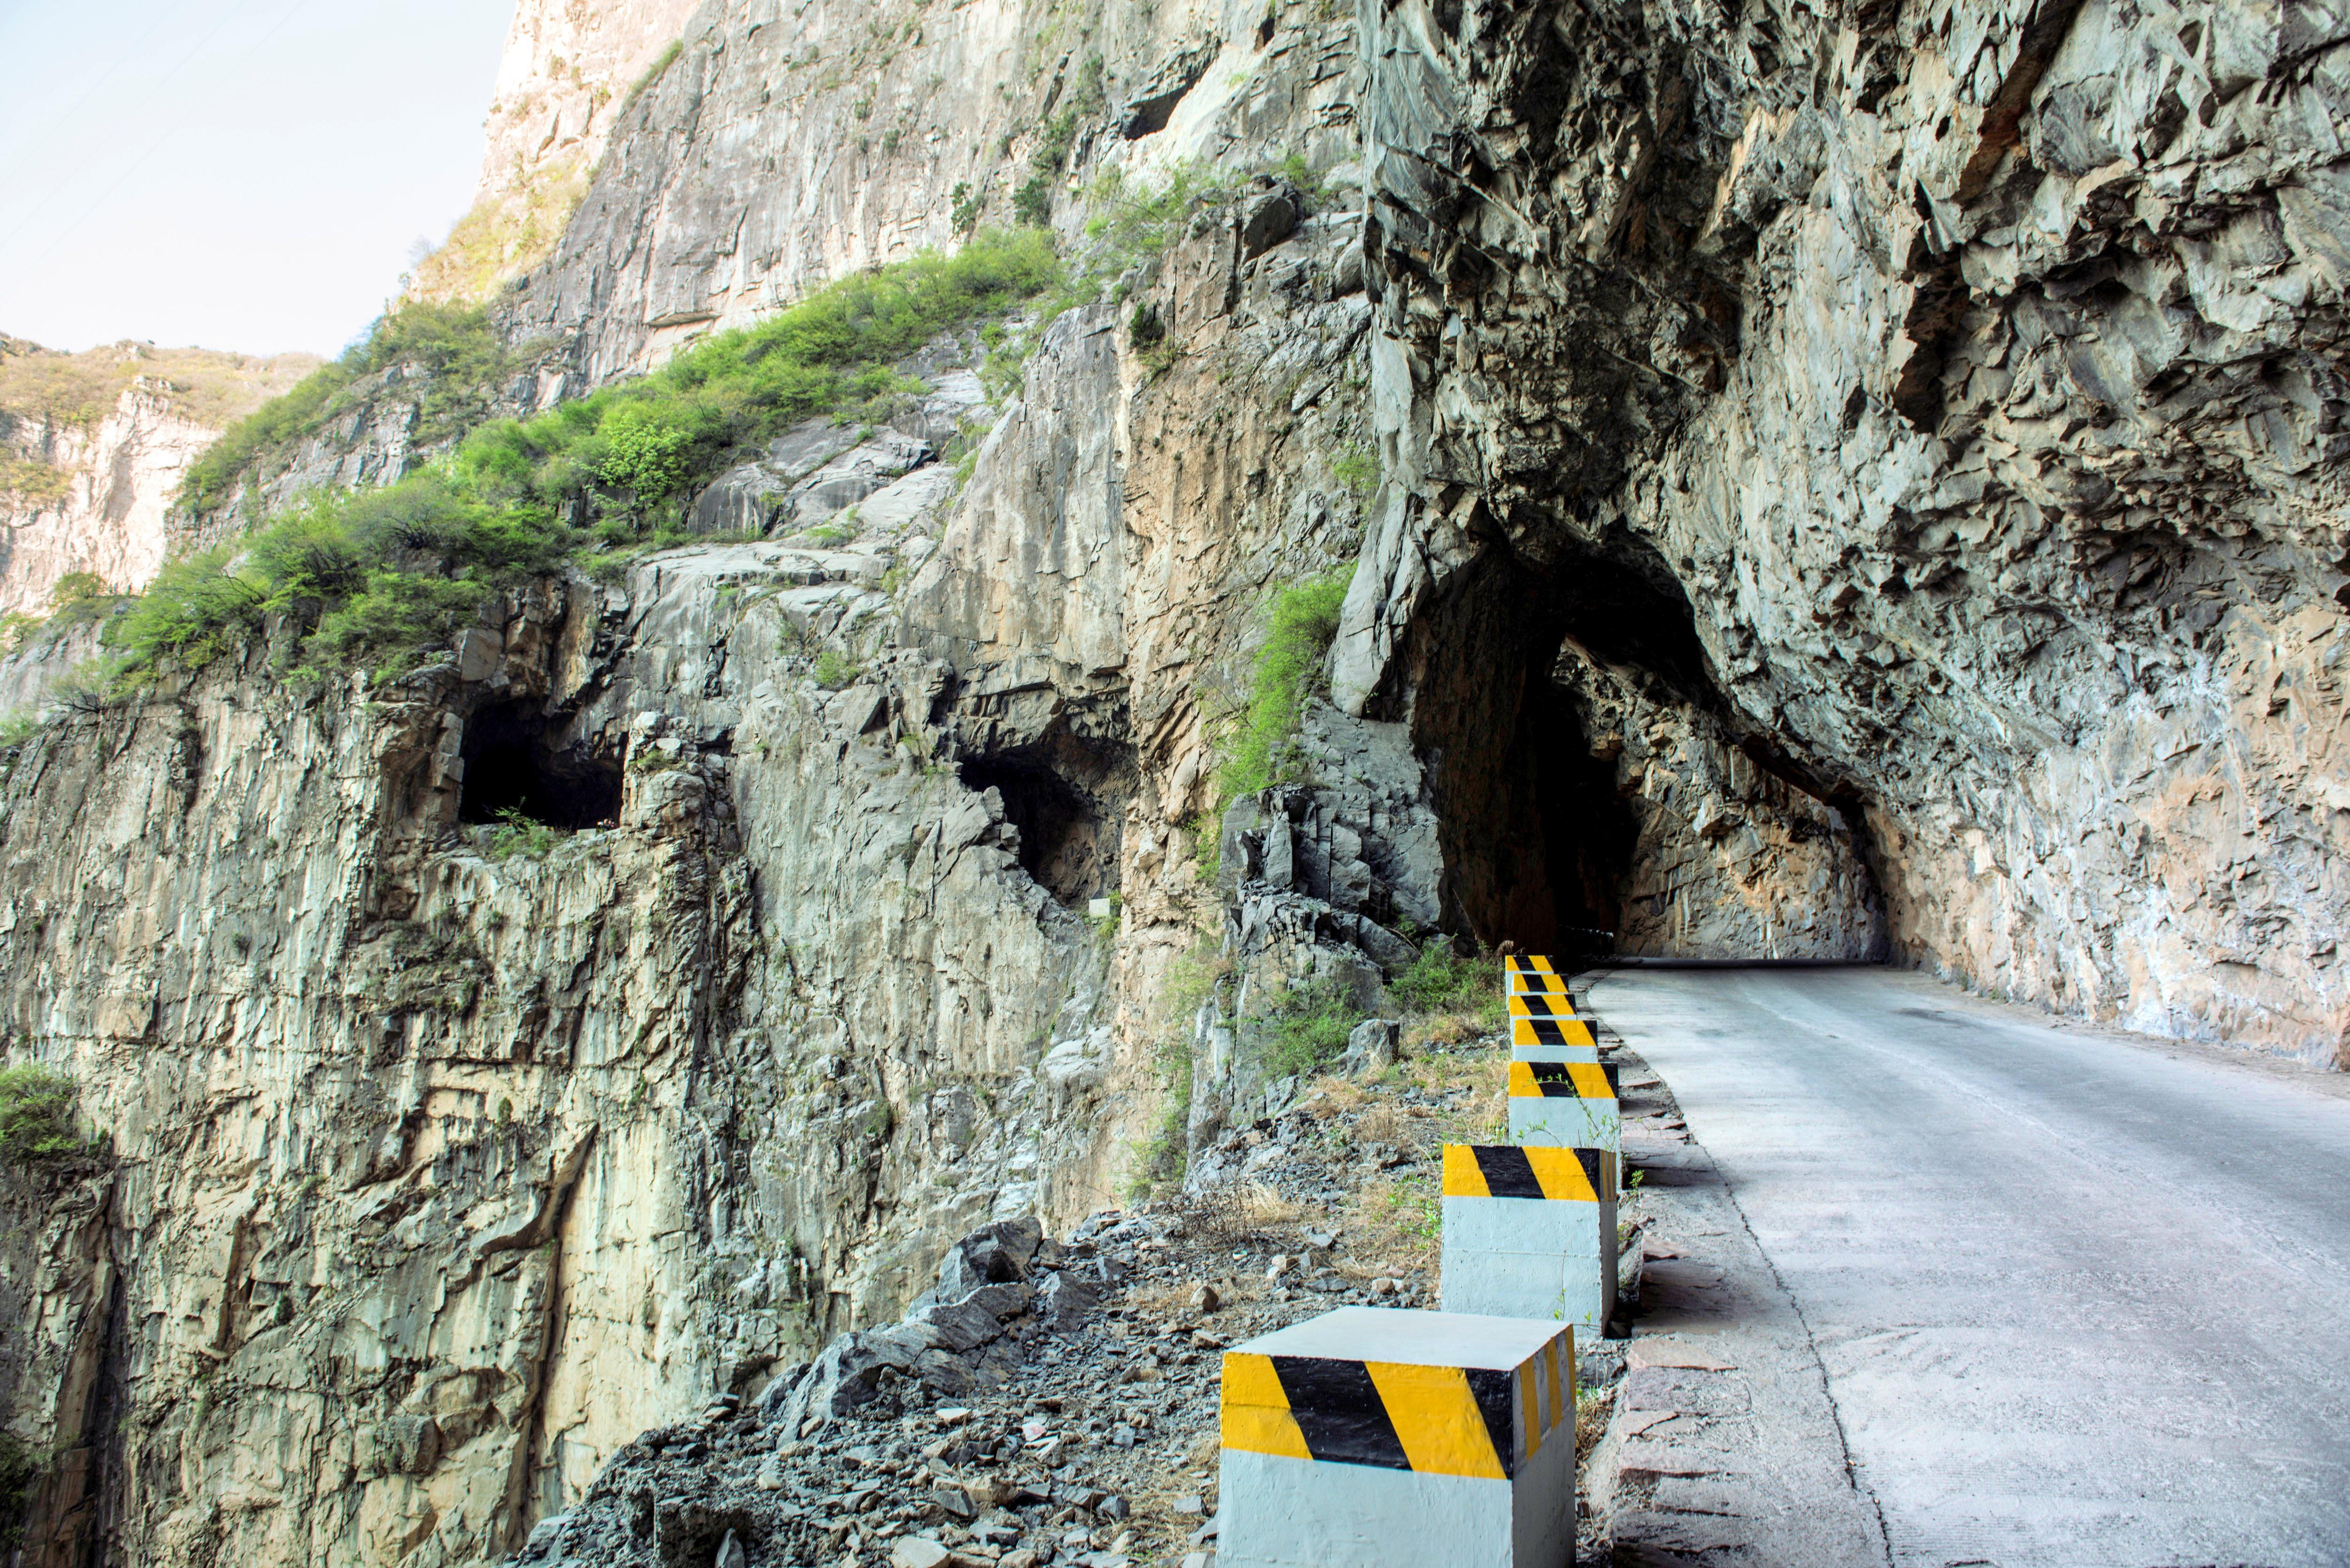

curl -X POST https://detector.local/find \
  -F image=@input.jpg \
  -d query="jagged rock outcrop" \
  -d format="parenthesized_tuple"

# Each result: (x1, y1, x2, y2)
(8, 0, 2349, 1563)
(1346, 0, 2350, 1059)
(0, 342, 315, 616)
(407, 0, 702, 303)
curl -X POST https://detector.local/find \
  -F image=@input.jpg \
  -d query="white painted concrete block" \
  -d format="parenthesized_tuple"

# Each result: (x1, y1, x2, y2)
(1506, 1059, 1621, 1153)
(1219, 1307, 1576, 1568)
(1439, 1145, 1619, 1332)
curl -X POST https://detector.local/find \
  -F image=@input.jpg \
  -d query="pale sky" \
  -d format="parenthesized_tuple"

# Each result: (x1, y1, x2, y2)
(0, 0, 516, 358)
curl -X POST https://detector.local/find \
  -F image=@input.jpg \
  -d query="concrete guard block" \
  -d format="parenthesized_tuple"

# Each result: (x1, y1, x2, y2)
(1440, 1146, 1619, 1332)
(1219, 1307, 1576, 1568)
(1507, 1060, 1621, 1154)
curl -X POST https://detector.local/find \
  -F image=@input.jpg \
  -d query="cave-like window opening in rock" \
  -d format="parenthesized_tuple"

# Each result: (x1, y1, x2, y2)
(957, 751, 1119, 907)
(458, 700, 621, 829)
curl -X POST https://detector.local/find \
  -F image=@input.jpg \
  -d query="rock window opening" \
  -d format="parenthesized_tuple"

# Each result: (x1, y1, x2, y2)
(458, 700, 622, 829)
(957, 744, 1126, 908)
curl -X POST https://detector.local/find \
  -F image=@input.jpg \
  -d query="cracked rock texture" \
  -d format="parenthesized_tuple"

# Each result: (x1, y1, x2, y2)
(5, 0, 2347, 1564)
(1346, 0, 2350, 1059)
(0, 343, 315, 615)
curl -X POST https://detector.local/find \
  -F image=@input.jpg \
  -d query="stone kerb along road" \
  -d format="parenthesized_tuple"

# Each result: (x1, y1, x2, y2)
(1213, 955, 1625, 1568)
(1216, 1307, 1579, 1568)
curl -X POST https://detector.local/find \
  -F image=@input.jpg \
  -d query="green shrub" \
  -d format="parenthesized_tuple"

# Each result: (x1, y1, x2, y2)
(0, 1431, 38, 1546)
(1012, 177, 1052, 227)
(1217, 570, 1350, 799)
(487, 807, 563, 860)
(1389, 938, 1496, 1011)
(1259, 983, 1358, 1078)
(179, 302, 519, 513)
(47, 571, 113, 610)
(811, 649, 862, 688)
(0, 1065, 87, 1163)
(1331, 444, 1378, 499)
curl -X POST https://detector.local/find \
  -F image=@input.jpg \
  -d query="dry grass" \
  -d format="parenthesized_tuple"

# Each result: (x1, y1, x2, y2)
(1355, 1103, 1409, 1146)
(1344, 1174, 1443, 1274)
(1164, 1181, 1302, 1247)
(1575, 1387, 1614, 1460)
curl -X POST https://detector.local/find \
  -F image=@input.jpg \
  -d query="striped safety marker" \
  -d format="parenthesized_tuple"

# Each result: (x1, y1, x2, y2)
(1505, 969, 1572, 999)
(1502, 953, 1556, 977)
(1218, 1308, 1582, 1566)
(1507, 1060, 1617, 1101)
(1509, 1014, 1598, 1049)
(1442, 1144, 1614, 1203)
(1221, 1310, 1572, 1480)
(1440, 1146, 1622, 1330)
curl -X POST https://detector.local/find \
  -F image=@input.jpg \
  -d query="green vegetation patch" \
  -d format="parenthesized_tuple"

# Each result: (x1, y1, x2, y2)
(1217, 571, 1349, 799)
(1257, 981, 1358, 1078)
(1388, 938, 1497, 1012)
(0, 1065, 90, 1164)
(458, 226, 1058, 526)
(179, 302, 525, 514)
(98, 231, 1058, 693)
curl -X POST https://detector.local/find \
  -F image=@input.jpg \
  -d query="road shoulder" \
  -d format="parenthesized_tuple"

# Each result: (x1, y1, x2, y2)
(1584, 1015, 1888, 1568)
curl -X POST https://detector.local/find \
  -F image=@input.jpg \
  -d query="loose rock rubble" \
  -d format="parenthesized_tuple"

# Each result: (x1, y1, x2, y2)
(509, 1022, 1663, 1568)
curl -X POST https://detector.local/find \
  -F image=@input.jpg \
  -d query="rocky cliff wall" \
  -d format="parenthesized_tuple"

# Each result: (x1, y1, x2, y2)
(0, 343, 316, 619)
(5, 0, 2345, 1563)
(0, 3, 1391, 1561)
(1343, 0, 2350, 1061)
(408, 0, 703, 303)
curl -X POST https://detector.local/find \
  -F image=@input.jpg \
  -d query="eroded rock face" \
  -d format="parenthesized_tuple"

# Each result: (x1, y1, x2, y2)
(1347, 0, 2350, 1059)
(9, 0, 2346, 1562)
(0, 389, 240, 615)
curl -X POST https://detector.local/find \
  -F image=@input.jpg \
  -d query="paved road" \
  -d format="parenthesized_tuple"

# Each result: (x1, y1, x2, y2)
(1585, 965, 2350, 1568)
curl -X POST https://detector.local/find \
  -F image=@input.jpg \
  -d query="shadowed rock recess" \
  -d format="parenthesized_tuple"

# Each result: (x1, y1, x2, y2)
(0, 0, 2342, 1563)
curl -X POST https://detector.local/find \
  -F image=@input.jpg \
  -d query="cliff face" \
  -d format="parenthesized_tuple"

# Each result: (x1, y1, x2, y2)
(1, 0, 2344, 1563)
(0, 343, 316, 619)
(408, 0, 702, 302)
(1345, 0, 2350, 1060)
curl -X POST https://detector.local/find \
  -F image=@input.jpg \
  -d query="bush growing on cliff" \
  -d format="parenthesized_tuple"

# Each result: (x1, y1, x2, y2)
(0, 1065, 88, 1164)
(0, 1432, 37, 1547)
(179, 302, 520, 513)
(110, 232, 1061, 689)
(1259, 982, 1358, 1078)
(1217, 570, 1351, 799)
(457, 226, 1058, 519)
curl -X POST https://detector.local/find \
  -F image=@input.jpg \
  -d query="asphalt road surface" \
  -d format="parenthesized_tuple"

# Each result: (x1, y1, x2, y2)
(1585, 965, 2350, 1568)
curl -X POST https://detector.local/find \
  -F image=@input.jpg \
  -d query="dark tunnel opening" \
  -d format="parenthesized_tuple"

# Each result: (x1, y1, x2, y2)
(956, 735, 1129, 907)
(458, 700, 623, 829)
(1408, 540, 1714, 961)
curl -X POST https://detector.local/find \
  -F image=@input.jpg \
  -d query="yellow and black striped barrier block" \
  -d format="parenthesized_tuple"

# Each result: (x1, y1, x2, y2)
(1219, 1307, 1578, 1566)
(1506, 1060, 1616, 1100)
(1505, 1060, 1622, 1153)
(1441, 1147, 1621, 1330)
(1501, 953, 1556, 978)
(1441, 1144, 1613, 1203)
(1508, 1013, 1598, 1050)
(1505, 968, 1573, 1001)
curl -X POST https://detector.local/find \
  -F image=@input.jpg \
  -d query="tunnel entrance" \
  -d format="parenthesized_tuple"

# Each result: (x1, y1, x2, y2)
(458, 700, 622, 829)
(1406, 541, 1709, 959)
(956, 731, 1130, 908)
